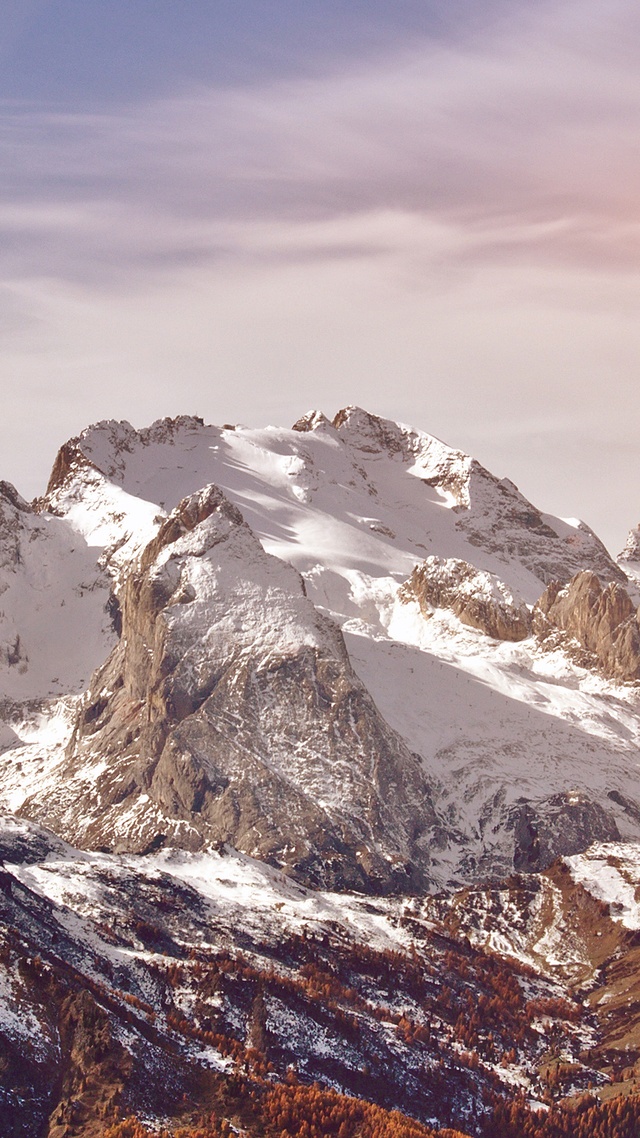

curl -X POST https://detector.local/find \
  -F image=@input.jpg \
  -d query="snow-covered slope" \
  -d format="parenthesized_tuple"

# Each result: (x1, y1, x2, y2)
(0, 406, 639, 888)
(565, 841, 640, 930)
(619, 522, 640, 584)
(0, 480, 115, 702)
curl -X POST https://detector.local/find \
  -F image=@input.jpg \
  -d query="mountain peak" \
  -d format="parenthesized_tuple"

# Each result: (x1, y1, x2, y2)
(332, 404, 413, 456)
(619, 522, 640, 565)
(291, 409, 334, 432)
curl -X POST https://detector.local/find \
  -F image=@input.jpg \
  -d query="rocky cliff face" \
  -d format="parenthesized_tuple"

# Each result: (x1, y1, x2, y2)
(508, 793, 620, 873)
(19, 484, 439, 893)
(535, 571, 640, 683)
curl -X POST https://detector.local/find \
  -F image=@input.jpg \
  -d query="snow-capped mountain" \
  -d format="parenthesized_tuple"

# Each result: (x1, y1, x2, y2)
(2, 405, 640, 1136)
(28, 482, 437, 893)
(1, 406, 639, 889)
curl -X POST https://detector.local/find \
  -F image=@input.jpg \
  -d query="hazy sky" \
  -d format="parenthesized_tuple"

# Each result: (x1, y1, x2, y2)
(1, 1, 639, 552)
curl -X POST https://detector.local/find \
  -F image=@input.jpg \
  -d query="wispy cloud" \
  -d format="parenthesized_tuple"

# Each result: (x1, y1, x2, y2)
(1, 0, 639, 284)
(0, 0, 639, 552)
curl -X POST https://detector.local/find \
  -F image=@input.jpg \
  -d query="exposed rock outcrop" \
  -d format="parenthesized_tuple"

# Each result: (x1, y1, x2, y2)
(47, 990, 133, 1138)
(618, 523, 640, 588)
(510, 793, 620, 873)
(534, 571, 640, 682)
(291, 410, 333, 433)
(43, 440, 104, 501)
(19, 485, 440, 893)
(402, 556, 532, 642)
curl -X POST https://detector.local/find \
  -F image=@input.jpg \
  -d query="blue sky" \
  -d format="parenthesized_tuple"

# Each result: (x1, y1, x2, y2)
(1, 1, 639, 551)
(0, 3, 502, 102)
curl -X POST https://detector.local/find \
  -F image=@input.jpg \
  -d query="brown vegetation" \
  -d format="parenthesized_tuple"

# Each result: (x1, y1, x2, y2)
(103, 1080, 471, 1138)
(481, 1091, 640, 1138)
(103, 1084, 640, 1138)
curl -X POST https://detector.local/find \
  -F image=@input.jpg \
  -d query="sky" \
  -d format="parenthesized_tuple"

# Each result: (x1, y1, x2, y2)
(0, 0, 639, 553)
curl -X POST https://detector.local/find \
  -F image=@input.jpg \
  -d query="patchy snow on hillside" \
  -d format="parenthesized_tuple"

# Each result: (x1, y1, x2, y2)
(6, 838, 413, 958)
(565, 843, 640, 929)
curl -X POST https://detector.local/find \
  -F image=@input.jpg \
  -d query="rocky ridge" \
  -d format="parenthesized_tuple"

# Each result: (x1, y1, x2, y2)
(400, 557, 532, 642)
(327, 407, 623, 589)
(618, 523, 640, 572)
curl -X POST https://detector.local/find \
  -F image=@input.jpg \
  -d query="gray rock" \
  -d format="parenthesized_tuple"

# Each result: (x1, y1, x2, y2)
(510, 793, 620, 873)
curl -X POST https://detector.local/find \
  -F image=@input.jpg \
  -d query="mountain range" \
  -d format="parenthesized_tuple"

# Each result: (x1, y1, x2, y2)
(1, 407, 640, 1137)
